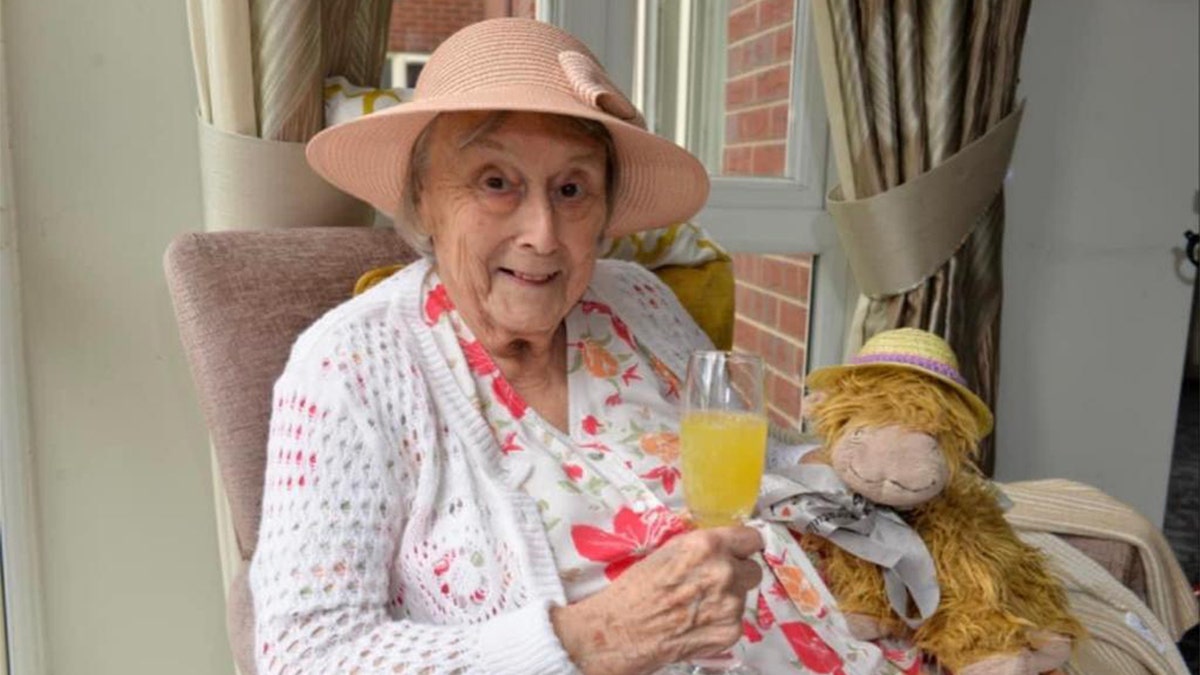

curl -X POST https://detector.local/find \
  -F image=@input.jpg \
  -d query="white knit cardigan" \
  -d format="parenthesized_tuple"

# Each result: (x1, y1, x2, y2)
(250, 258, 713, 674)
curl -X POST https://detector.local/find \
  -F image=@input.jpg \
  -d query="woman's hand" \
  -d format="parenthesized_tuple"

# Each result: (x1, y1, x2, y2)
(551, 526, 765, 675)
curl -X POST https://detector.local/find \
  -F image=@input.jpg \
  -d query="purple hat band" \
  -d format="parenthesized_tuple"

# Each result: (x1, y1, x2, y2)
(850, 352, 968, 387)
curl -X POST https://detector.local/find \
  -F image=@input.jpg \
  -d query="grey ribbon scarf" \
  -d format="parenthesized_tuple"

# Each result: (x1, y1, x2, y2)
(758, 464, 940, 628)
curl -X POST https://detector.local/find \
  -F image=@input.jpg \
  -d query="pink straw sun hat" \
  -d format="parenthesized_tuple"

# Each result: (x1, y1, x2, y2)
(306, 18, 710, 238)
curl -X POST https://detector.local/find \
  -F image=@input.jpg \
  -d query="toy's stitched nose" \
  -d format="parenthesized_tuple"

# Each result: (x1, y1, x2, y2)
(878, 426, 940, 489)
(836, 424, 947, 508)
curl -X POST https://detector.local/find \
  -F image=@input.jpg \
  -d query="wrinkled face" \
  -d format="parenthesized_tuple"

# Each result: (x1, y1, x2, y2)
(830, 423, 949, 509)
(419, 112, 610, 341)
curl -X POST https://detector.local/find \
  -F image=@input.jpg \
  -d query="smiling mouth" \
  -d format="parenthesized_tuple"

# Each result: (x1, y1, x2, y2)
(498, 268, 560, 285)
(847, 463, 937, 494)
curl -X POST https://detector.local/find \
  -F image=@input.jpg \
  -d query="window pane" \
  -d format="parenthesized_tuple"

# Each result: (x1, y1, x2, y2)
(645, 0, 797, 178)
(731, 253, 813, 430)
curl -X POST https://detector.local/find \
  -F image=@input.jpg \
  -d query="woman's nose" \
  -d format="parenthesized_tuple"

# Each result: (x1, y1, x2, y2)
(515, 191, 559, 254)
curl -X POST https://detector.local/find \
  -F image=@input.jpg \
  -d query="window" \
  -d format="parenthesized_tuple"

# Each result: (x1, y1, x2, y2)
(546, 0, 851, 429)
(384, 52, 430, 89)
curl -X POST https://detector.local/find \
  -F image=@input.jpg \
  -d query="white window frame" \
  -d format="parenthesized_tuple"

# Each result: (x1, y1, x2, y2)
(1, 5, 47, 672)
(541, 0, 854, 370)
(386, 51, 430, 89)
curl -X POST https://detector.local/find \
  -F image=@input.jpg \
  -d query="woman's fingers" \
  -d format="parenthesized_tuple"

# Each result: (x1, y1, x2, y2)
(709, 525, 766, 559)
(732, 557, 764, 594)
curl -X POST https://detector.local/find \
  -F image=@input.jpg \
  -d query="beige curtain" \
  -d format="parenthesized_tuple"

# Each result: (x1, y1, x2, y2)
(812, 0, 1032, 474)
(186, 0, 392, 230)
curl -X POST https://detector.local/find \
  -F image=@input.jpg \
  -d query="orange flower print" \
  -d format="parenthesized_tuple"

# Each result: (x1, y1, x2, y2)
(776, 564, 824, 617)
(581, 340, 620, 378)
(649, 356, 680, 398)
(639, 432, 680, 462)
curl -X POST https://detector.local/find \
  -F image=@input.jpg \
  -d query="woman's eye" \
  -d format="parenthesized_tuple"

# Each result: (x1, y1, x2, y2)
(558, 182, 582, 199)
(483, 175, 508, 191)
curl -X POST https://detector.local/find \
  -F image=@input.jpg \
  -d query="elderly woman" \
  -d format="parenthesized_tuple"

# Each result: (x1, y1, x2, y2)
(252, 18, 910, 675)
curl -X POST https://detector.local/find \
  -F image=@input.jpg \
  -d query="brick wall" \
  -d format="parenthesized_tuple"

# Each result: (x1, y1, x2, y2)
(724, 1, 813, 429)
(388, 1, 534, 54)
(732, 254, 811, 429)
(389, 0, 486, 53)
(512, 0, 536, 19)
(723, 0, 794, 177)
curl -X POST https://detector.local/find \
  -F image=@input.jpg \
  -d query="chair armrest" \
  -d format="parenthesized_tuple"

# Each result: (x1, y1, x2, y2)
(1058, 534, 1148, 603)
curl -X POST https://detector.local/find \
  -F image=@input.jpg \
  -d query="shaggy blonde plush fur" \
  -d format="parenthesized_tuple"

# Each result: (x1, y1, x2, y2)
(805, 369, 1084, 672)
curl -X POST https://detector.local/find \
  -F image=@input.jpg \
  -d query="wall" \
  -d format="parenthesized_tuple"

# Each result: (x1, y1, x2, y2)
(3, 1, 230, 673)
(723, 0, 793, 177)
(388, 0, 486, 53)
(997, 0, 1199, 526)
(723, 0, 812, 429)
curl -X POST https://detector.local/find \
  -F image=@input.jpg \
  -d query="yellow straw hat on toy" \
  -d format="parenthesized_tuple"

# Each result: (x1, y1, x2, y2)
(807, 328, 994, 437)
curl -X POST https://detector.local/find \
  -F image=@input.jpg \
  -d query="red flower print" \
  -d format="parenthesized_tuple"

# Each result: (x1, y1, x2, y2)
(756, 592, 776, 630)
(611, 316, 635, 349)
(881, 645, 921, 674)
(763, 551, 786, 567)
(571, 506, 689, 580)
(491, 376, 527, 419)
(563, 463, 584, 482)
(778, 622, 845, 674)
(769, 579, 790, 602)
(500, 432, 522, 455)
(581, 300, 614, 316)
(432, 552, 457, 577)
(640, 465, 681, 495)
(581, 415, 603, 435)
(460, 339, 496, 376)
(742, 619, 763, 644)
(604, 392, 622, 407)
(580, 441, 611, 453)
(621, 364, 642, 386)
(424, 284, 454, 325)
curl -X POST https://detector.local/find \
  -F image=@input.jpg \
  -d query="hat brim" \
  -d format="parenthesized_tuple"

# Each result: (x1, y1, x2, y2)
(306, 86, 710, 238)
(806, 362, 995, 438)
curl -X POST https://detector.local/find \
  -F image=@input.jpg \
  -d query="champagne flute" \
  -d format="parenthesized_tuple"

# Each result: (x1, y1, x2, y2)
(675, 350, 768, 674)
(681, 351, 768, 529)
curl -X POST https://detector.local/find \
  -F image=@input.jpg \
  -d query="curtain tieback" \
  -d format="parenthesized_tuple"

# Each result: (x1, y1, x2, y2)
(197, 116, 374, 231)
(827, 103, 1025, 298)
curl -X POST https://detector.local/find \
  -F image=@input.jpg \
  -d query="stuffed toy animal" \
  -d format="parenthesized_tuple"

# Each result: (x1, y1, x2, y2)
(799, 328, 1084, 675)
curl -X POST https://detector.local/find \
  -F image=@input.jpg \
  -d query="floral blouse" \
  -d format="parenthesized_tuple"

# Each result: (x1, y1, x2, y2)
(421, 269, 922, 674)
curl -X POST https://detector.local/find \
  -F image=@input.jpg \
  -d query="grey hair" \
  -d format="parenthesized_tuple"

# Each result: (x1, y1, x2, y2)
(396, 111, 618, 257)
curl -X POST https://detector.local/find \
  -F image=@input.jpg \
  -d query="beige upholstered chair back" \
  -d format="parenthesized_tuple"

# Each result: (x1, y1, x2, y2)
(164, 228, 416, 673)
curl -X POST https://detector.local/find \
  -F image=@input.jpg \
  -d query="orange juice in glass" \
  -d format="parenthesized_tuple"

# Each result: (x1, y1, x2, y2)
(680, 351, 767, 529)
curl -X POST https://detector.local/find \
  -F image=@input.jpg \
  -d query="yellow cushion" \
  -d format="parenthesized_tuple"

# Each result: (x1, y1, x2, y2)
(353, 263, 407, 296)
(653, 260, 734, 350)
